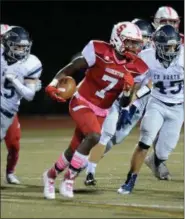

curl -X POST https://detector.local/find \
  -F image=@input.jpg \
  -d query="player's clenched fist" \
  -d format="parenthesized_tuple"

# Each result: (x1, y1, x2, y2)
(45, 85, 66, 102)
(123, 73, 134, 96)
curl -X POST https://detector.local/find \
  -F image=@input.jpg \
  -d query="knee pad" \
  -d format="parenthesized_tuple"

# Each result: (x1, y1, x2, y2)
(138, 141, 150, 150)
(139, 130, 154, 146)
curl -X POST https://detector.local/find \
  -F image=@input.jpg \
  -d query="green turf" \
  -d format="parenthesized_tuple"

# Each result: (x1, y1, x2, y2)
(1, 127, 184, 218)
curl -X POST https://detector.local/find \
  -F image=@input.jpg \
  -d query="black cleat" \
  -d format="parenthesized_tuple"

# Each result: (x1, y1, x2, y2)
(84, 173, 97, 186)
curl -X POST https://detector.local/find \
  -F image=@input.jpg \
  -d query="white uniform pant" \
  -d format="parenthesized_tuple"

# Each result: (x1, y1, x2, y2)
(100, 95, 149, 147)
(140, 96, 184, 160)
(0, 112, 14, 141)
(114, 95, 149, 144)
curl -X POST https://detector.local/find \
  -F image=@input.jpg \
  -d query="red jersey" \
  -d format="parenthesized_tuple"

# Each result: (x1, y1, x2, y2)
(78, 40, 148, 109)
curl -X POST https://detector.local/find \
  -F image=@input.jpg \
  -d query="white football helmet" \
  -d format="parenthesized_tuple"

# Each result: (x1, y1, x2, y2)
(110, 21, 143, 55)
(153, 6, 180, 30)
(0, 24, 12, 36)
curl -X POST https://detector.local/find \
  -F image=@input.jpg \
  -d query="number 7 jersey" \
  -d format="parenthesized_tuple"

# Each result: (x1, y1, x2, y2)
(138, 46, 184, 104)
(77, 40, 148, 109)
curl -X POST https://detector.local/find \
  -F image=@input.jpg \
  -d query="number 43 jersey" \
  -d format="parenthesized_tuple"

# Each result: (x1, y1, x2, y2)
(1, 47, 42, 114)
(138, 46, 184, 104)
(78, 40, 148, 109)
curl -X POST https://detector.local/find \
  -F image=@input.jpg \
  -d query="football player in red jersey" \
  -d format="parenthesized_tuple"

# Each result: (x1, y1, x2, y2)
(153, 6, 184, 44)
(44, 21, 149, 199)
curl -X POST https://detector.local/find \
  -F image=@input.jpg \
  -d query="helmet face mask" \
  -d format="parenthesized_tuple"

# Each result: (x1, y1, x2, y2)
(155, 41, 180, 62)
(3, 27, 32, 62)
(124, 39, 143, 54)
(6, 40, 32, 61)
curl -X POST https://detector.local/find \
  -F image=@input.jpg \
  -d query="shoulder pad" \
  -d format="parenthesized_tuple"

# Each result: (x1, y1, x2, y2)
(138, 48, 155, 66)
(23, 54, 42, 79)
(125, 57, 148, 77)
(92, 40, 111, 55)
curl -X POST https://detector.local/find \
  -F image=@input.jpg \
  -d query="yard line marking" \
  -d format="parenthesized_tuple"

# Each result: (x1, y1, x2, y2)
(1, 197, 183, 212)
(78, 200, 184, 210)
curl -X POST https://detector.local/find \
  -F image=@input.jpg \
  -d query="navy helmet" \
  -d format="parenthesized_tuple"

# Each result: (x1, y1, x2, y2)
(132, 19, 155, 49)
(153, 24, 181, 65)
(2, 26, 32, 62)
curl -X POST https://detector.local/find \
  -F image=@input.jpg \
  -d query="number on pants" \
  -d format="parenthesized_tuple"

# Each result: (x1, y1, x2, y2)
(95, 75, 118, 99)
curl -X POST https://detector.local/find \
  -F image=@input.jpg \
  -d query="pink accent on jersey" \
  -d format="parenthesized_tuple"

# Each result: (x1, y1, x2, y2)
(74, 92, 109, 117)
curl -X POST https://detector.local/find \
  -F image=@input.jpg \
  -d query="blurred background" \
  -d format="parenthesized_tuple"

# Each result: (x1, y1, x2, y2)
(1, 0, 184, 116)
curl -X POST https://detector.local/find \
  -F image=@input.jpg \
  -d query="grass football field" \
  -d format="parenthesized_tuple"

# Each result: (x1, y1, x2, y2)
(1, 117, 184, 218)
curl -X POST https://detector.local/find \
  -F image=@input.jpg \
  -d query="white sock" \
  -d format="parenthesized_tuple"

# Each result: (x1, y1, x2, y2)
(86, 161, 97, 175)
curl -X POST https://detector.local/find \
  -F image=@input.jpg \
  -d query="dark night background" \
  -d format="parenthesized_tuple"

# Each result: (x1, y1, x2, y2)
(1, 1, 184, 116)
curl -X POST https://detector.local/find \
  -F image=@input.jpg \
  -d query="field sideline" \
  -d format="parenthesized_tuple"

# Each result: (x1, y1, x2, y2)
(1, 116, 184, 218)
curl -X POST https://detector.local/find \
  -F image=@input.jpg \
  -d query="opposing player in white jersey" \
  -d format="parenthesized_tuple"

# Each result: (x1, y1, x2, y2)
(143, 6, 184, 178)
(85, 19, 154, 186)
(117, 25, 184, 194)
(1, 26, 42, 141)
(0, 24, 42, 184)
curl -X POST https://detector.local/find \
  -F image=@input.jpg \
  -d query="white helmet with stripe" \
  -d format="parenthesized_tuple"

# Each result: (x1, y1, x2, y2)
(0, 24, 12, 36)
(154, 6, 180, 30)
(110, 21, 143, 55)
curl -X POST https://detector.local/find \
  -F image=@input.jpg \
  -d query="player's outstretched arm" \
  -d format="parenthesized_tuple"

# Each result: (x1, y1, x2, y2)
(46, 40, 96, 102)
(5, 74, 38, 101)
